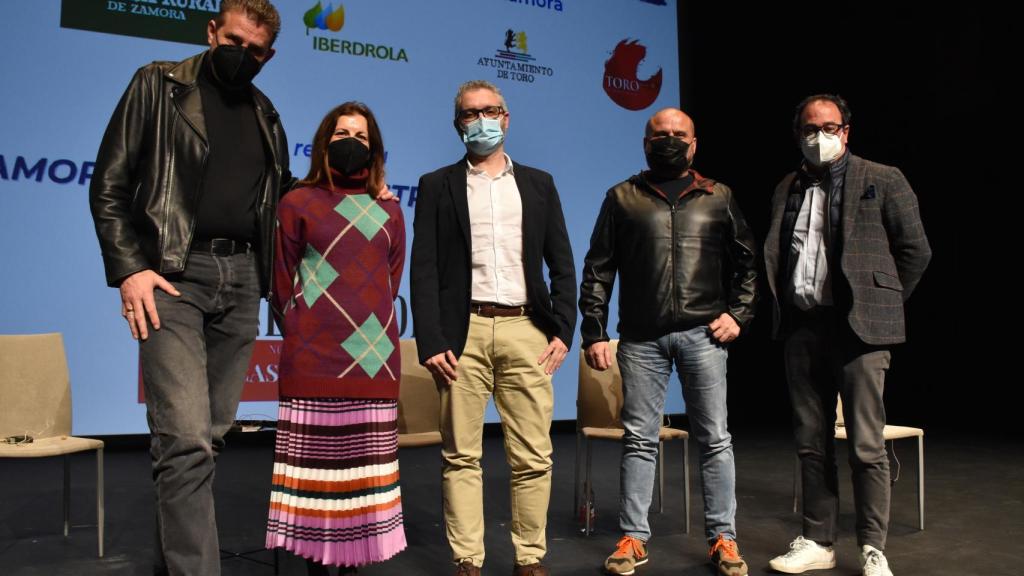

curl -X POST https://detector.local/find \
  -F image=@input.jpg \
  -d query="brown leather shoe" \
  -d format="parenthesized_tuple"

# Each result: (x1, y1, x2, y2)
(456, 560, 481, 576)
(513, 562, 550, 576)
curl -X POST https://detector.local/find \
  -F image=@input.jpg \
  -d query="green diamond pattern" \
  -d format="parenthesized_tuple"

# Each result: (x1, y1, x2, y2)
(341, 314, 394, 377)
(299, 245, 339, 308)
(335, 195, 389, 240)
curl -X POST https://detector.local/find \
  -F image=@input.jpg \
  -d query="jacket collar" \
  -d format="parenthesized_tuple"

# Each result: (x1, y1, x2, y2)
(633, 168, 716, 200)
(165, 51, 279, 117)
(444, 155, 537, 255)
(164, 51, 280, 162)
(797, 148, 850, 188)
(165, 51, 205, 86)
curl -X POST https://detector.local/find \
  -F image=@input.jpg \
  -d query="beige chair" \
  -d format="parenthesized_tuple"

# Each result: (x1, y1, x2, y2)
(792, 396, 924, 530)
(574, 340, 690, 535)
(0, 333, 105, 556)
(396, 339, 442, 448)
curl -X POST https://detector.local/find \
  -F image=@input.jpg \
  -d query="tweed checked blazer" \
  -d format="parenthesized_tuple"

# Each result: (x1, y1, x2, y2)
(764, 154, 931, 345)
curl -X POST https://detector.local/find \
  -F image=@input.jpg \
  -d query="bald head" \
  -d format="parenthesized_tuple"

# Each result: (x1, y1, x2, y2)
(646, 108, 695, 139)
(643, 107, 697, 177)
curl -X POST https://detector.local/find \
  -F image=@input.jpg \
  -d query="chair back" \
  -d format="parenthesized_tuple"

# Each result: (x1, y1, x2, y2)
(0, 333, 72, 439)
(397, 339, 441, 438)
(576, 340, 623, 430)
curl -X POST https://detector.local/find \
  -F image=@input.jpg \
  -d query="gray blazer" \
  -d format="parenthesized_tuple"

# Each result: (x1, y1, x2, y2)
(764, 154, 932, 345)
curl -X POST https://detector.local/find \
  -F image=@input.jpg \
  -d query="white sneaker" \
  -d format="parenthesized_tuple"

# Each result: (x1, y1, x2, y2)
(861, 545, 894, 576)
(768, 536, 836, 573)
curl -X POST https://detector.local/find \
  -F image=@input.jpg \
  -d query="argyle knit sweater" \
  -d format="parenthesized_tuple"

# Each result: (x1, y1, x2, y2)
(272, 170, 405, 399)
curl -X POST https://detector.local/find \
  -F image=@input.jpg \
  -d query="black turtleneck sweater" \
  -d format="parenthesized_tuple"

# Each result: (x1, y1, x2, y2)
(194, 58, 266, 243)
(645, 171, 696, 205)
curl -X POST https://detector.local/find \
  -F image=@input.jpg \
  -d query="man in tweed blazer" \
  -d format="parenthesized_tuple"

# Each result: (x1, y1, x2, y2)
(763, 95, 931, 576)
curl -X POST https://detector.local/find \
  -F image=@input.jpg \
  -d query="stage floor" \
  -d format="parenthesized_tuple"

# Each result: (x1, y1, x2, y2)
(1, 426, 1021, 575)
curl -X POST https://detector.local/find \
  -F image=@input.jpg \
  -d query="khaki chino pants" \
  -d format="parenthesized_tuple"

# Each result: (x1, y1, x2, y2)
(440, 313, 554, 567)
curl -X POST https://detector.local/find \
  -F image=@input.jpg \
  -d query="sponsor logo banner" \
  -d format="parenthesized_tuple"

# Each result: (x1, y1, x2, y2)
(476, 29, 554, 84)
(508, 0, 564, 11)
(603, 39, 662, 110)
(304, 1, 410, 63)
(60, 0, 217, 46)
(0, 154, 95, 186)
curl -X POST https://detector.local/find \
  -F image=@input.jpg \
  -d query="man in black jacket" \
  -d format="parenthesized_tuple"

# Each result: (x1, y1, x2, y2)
(410, 80, 576, 576)
(88, 1, 290, 573)
(579, 108, 757, 576)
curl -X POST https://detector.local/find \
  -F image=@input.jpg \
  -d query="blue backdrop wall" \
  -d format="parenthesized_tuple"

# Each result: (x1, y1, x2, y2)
(0, 0, 682, 435)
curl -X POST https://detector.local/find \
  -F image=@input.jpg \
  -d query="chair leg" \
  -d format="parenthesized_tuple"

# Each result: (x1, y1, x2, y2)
(97, 448, 105, 557)
(657, 441, 665, 514)
(63, 454, 70, 537)
(574, 431, 582, 518)
(792, 454, 801, 514)
(917, 436, 925, 531)
(683, 438, 690, 535)
(584, 438, 594, 536)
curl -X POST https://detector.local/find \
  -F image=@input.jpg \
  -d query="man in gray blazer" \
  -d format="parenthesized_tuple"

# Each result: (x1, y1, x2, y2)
(763, 95, 931, 576)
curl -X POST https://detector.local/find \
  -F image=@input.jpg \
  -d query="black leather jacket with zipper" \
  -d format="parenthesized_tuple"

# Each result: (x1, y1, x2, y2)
(579, 171, 758, 346)
(89, 51, 292, 296)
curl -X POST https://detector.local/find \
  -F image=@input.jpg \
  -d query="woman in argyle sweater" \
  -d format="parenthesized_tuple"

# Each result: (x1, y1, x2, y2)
(266, 102, 406, 576)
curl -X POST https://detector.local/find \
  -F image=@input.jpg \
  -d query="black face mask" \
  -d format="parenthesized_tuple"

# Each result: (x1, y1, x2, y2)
(645, 136, 691, 176)
(328, 138, 371, 176)
(209, 44, 262, 88)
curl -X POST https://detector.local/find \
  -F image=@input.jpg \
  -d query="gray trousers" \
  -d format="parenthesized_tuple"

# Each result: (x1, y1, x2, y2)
(140, 250, 261, 575)
(784, 307, 891, 550)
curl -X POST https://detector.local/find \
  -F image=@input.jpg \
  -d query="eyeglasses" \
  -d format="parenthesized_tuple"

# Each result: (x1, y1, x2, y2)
(457, 106, 505, 124)
(799, 122, 846, 138)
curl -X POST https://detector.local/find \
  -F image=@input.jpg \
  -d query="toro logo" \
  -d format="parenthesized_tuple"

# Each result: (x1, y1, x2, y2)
(603, 39, 662, 111)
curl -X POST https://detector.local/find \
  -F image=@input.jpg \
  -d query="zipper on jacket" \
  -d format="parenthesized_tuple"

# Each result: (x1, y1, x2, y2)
(670, 203, 678, 320)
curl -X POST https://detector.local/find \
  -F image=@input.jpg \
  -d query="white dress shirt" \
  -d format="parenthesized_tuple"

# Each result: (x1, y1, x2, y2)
(789, 183, 833, 310)
(466, 154, 528, 306)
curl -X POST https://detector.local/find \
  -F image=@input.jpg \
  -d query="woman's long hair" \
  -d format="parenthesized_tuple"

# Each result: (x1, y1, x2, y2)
(299, 101, 386, 197)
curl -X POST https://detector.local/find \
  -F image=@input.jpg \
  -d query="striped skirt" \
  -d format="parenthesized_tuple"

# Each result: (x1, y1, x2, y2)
(266, 398, 407, 567)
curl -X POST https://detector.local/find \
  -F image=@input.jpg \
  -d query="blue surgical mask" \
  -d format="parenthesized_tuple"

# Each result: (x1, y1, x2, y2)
(461, 117, 505, 156)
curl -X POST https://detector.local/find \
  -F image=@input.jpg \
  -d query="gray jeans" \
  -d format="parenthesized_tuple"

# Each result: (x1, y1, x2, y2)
(140, 250, 260, 575)
(784, 307, 891, 550)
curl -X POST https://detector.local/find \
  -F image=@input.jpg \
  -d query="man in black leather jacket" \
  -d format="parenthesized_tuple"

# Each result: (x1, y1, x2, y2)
(88, 1, 290, 573)
(579, 108, 757, 576)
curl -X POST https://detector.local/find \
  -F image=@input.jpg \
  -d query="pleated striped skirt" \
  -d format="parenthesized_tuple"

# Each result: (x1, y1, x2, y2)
(266, 398, 407, 567)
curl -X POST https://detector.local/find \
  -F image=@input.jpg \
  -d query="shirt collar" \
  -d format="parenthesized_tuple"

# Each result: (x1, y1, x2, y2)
(466, 153, 515, 177)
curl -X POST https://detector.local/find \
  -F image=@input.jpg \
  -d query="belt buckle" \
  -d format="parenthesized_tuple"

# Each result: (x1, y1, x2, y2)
(210, 238, 233, 256)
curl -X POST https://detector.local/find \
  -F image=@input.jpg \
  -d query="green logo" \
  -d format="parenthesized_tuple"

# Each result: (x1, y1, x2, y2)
(303, 1, 345, 33)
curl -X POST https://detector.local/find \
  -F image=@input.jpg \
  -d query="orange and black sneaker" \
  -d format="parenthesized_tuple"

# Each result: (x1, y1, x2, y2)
(708, 534, 748, 576)
(604, 535, 648, 575)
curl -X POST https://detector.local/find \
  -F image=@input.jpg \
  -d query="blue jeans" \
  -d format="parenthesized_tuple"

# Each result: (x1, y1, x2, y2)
(140, 250, 261, 575)
(617, 326, 736, 543)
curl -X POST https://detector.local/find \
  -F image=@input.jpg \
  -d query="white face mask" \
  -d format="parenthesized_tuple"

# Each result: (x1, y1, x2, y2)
(801, 131, 843, 166)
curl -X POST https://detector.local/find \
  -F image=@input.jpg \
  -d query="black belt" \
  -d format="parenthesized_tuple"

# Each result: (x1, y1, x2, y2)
(470, 302, 531, 318)
(191, 238, 253, 256)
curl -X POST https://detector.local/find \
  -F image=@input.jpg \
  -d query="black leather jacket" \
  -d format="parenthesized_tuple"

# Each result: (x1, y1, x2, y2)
(89, 51, 291, 296)
(579, 171, 758, 346)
